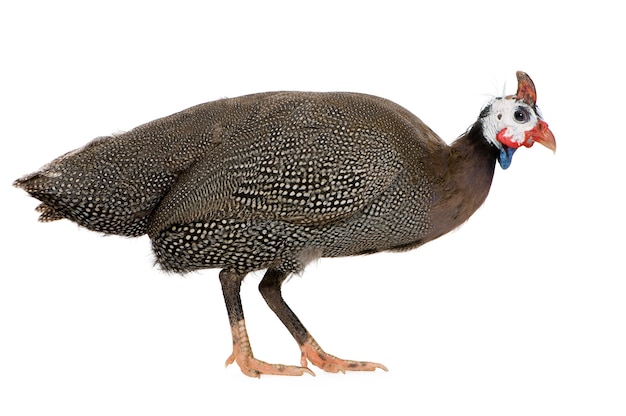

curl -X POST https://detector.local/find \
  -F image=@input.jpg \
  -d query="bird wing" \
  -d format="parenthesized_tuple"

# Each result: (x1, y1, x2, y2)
(148, 93, 408, 234)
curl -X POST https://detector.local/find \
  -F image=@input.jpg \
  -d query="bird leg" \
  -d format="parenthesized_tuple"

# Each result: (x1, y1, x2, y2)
(219, 269, 314, 377)
(259, 268, 388, 374)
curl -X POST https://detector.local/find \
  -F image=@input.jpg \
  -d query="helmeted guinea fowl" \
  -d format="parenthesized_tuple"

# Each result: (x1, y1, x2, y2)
(14, 71, 555, 377)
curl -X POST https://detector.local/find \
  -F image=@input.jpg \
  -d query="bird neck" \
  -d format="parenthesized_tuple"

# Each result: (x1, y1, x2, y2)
(426, 121, 498, 240)
(451, 121, 498, 200)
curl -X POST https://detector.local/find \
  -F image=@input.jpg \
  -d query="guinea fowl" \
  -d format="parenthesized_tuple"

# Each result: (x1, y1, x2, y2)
(14, 71, 555, 377)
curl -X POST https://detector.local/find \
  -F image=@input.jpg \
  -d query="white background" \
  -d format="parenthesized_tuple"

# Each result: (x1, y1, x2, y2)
(1, 1, 624, 415)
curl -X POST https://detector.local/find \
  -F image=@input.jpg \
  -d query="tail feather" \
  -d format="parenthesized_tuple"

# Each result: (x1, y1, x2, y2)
(35, 203, 66, 222)
(15, 171, 67, 222)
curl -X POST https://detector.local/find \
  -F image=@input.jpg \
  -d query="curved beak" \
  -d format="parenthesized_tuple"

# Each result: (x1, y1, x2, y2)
(528, 120, 556, 152)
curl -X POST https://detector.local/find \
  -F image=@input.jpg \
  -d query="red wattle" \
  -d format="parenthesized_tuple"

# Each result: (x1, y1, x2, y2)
(496, 128, 523, 149)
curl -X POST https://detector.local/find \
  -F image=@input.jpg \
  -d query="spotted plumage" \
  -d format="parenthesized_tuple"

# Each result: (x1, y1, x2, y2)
(15, 72, 555, 377)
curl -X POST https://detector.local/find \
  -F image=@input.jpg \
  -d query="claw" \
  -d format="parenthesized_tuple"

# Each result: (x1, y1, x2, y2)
(226, 351, 315, 377)
(226, 320, 315, 377)
(300, 337, 388, 373)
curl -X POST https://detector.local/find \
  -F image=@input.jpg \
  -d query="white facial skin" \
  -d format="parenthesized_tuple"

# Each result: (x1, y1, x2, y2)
(481, 97, 540, 150)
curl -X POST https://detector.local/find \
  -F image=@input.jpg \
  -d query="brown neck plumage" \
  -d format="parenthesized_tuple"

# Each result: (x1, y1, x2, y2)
(426, 121, 498, 241)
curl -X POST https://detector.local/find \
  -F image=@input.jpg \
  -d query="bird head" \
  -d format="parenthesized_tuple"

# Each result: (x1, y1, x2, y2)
(481, 71, 556, 169)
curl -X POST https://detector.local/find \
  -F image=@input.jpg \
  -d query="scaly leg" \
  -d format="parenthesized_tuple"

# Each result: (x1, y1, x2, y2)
(219, 269, 314, 377)
(259, 268, 388, 374)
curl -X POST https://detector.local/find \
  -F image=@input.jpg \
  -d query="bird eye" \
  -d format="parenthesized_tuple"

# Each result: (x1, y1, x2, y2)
(513, 107, 530, 123)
